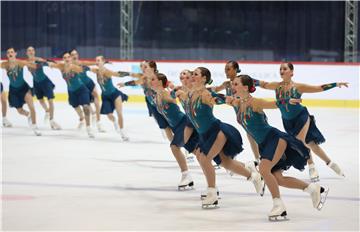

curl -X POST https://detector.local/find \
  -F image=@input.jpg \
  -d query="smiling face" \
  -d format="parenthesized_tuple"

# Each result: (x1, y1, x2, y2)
(140, 61, 146, 73)
(26, 46, 35, 58)
(280, 63, 293, 82)
(142, 62, 154, 76)
(63, 53, 72, 64)
(180, 70, 191, 88)
(96, 56, 105, 67)
(191, 68, 206, 87)
(6, 48, 16, 60)
(231, 77, 248, 96)
(225, 62, 237, 80)
(150, 75, 161, 89)
(70, 50, 79, 61)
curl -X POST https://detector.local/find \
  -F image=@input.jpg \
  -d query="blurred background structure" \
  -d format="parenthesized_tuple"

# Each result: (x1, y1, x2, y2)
(1, 1, 359, 62)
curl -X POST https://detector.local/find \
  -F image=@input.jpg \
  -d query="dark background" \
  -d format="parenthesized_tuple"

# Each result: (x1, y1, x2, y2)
(2, 1, 358, 61)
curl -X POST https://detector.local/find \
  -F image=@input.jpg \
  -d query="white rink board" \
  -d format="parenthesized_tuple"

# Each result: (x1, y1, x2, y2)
(1, 62, 359, 100)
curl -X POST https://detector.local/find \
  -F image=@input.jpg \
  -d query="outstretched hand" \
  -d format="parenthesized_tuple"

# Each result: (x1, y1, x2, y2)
(117, 83, 125, 88)
(337, 82, 349, 88)
(225, 96, 234, 105)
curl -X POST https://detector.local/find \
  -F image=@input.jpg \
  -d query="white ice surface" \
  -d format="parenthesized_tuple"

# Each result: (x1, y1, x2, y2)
(1, 102, 359, 231)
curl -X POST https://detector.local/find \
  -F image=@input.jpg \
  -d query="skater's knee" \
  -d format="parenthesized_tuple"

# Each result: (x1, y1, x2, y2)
(199, 153, 208, 164)
(16, 108, 24, 114)
(107, 114, 114, 121)
(219, 154, 230, 169)
(274, 173, 285, 186)
(170, 144, 179, 152)
(216, 131, 226, 141)
(83, 105, 91, 115)
(259, 160, 271, 176)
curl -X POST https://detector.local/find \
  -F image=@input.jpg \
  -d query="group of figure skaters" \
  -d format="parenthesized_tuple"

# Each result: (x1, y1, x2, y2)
(1, 47, 349, 221)
(1, 47, 129, 139)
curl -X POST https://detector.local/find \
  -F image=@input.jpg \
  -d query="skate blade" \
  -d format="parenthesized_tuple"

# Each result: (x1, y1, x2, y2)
(317, 187, 330, 210)
(260, 183, 266, 197)
(310, 177, 320, 182)
(34, 131, 42, 136)
(202, 201, 219, 209)
(178, 181, 194, 191)
(51, 126, 62, 130)
(213, 165, 221, 170)
(268, 212, 289, 222)
(200, 193, 221, 200)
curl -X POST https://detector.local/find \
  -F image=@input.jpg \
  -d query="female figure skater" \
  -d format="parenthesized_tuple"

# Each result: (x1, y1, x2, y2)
(151, 72, 195, 189)
(1, 47, 41, 135)
(253, 62, 348, 181)
(227, 74, 329, 221)
(186, 67, 264, 208)
(1, 82, 12, 127)
(70, 49, 104, 132)
(213, 61, 260, 162)
(118, 60, 174, 142)
(171, 69, 198, 162)
(49, 52, 94, 138)
(90, 55, 129, 141)
(26, 46, 61, 130)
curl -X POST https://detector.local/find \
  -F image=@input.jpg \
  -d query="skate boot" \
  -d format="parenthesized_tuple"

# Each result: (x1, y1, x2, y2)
(202, 187, 219, 209)
(327, 162, 345, 177)
(309, 163, 320, 182)
(226, 169, 234, 177)
(113, 121, 119, 132)
(248, 171, 265, 196)
(86, 126, 95, 138)
(213, 162, 221, 170)
(119, 129, 129, 141)
(31, 124, 42, 136)
(200, 188, 220, 200)
(44, 112, 50, 123)
(178, 171, 194, 190)
(27, 114, 32, 126)
(50, 119, 61, 130)
(77, 119, 85, 130)
(268, 198, 288, 221)
(304, 183, 329, 210)
(97, 122, 106, 133)
(2, 117, 12, 127)
(245, 160, 259, 173)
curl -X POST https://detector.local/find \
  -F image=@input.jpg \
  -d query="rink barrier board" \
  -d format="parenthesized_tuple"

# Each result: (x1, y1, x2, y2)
(1, 92, 356, 108)
(2, 60, 358, 108)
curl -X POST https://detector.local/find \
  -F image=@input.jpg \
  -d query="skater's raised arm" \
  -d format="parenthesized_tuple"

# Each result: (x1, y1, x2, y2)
(296, 82, 349, 94)
(17, 60, 37, 69)
(253, 79, 280, 90)
(117, 78, 143, 88)
(212, 80, 230, 92)
(70, 64, 83, 73)
(1, 61, 8, 69)
(77, 60, 97, 66)
(253, 98, 278, 111)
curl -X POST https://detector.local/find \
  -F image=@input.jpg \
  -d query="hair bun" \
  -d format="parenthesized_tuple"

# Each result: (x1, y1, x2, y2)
(249, 86, 256, 93)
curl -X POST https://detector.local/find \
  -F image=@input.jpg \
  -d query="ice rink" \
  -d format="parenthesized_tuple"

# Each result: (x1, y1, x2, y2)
(1, 102, 359, 231)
